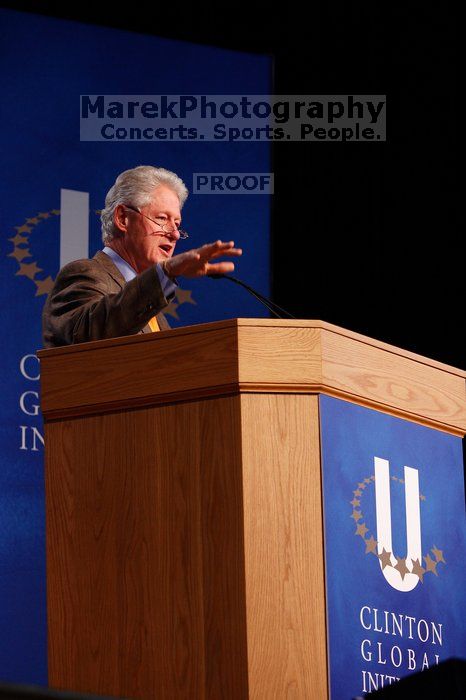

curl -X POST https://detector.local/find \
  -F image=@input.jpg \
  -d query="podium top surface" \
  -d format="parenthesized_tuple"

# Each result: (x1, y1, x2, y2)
(38, 319, 466, 435)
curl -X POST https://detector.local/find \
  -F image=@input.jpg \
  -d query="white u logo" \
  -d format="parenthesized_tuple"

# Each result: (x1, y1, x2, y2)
(374, 457, 422, 592)
(60, 188, 89, 268)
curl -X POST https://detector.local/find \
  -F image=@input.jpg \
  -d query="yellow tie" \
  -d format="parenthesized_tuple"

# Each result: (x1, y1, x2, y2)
(148, 316, 160, 332)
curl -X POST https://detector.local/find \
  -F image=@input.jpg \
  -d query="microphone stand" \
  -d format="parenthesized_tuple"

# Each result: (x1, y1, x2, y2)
(208, 273, 295, 320)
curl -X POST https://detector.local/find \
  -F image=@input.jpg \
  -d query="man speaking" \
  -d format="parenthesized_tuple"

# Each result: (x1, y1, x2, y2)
(42, 165, 241, 347)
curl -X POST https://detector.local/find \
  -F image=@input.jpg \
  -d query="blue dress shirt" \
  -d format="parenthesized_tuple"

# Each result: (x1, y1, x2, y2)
(102, 247, 177, 300)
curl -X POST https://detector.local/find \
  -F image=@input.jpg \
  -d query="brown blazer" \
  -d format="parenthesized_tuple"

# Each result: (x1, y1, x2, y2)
(42, 251, 171, 348)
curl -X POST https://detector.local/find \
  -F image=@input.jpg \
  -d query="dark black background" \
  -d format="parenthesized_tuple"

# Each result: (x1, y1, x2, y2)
(2, 3, 462, 367)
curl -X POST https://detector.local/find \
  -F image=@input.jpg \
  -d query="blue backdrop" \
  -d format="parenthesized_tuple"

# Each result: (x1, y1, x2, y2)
(0, 8, 271, 684)
(320, 395, 466, 699)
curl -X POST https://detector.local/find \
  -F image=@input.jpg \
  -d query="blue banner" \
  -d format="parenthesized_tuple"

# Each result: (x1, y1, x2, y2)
(320, 395, 466, 698)
(0, 8, 271, 684)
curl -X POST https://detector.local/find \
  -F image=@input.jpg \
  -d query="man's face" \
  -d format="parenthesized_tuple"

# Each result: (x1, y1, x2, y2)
(124, 185, 182, 271)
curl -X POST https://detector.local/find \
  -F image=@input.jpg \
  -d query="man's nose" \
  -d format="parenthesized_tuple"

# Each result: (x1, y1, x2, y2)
(166, 226, 181, 240)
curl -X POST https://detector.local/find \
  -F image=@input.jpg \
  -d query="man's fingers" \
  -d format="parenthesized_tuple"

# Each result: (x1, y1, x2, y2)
(167, 241, 242, 278)
(207, 248, 242, 260)
(198, 244, 242, 261)
(205, 239, 235, 248)
(197, 240, 241, 256)
(206, 261, 236, 274)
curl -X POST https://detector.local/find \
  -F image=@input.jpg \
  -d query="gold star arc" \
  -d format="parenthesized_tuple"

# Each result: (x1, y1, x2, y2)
(394, 556, 410, 580)
(34, 277, 55, 296)
(431, 546, 445, 564)
(378, 548, 392, 570)
(9, 233, 29, 246)
(16, 261, 43, 280)
(7, 209, 64, 300)
(175, 288, 197, 305)
(423, 554, 438, 576)
(355, 522, 369, 538)
(411, 558, 426, 583)
(364, 535, 378, 554)
(350, 471, 443, 585)
(9, 247, 32, 262)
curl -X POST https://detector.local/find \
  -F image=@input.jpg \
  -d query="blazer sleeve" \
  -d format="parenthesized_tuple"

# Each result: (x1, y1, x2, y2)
(42, 259, 170, 347)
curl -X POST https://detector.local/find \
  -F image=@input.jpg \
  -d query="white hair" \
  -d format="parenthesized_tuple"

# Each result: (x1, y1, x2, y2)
(100, 165, 189, 244)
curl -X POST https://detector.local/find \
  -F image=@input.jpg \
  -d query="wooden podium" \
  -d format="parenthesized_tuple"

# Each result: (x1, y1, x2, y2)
(38, 319, 466, 699)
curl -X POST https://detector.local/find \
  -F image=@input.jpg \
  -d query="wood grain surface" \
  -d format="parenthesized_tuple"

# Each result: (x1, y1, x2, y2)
(240, 394, 327, 699)
(45, 392, 329, 699)
(41, 319, 465, 699)
(46, 396, 250, 699)
(39, 319, 466, 435)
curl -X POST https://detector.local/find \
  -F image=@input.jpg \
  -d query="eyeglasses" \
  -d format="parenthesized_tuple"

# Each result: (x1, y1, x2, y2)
(123, 204, 189, 239)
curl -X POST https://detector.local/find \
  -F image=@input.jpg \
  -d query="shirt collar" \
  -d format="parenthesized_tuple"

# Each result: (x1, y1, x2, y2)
(102, 246, 137, 282)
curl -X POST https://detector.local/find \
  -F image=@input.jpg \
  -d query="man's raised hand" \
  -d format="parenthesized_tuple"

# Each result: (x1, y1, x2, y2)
(163, 240, 242, 279)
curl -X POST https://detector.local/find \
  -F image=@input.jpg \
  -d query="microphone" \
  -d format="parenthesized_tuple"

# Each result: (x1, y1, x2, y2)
(208, 273, 295, 319)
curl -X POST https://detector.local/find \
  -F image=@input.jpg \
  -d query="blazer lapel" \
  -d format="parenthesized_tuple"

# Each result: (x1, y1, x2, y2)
(94, 251, 170, 333)
(93, 250, 126, 289)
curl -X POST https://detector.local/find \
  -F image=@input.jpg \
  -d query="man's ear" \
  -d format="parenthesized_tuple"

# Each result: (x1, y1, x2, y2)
(113, 204, 128, 235)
